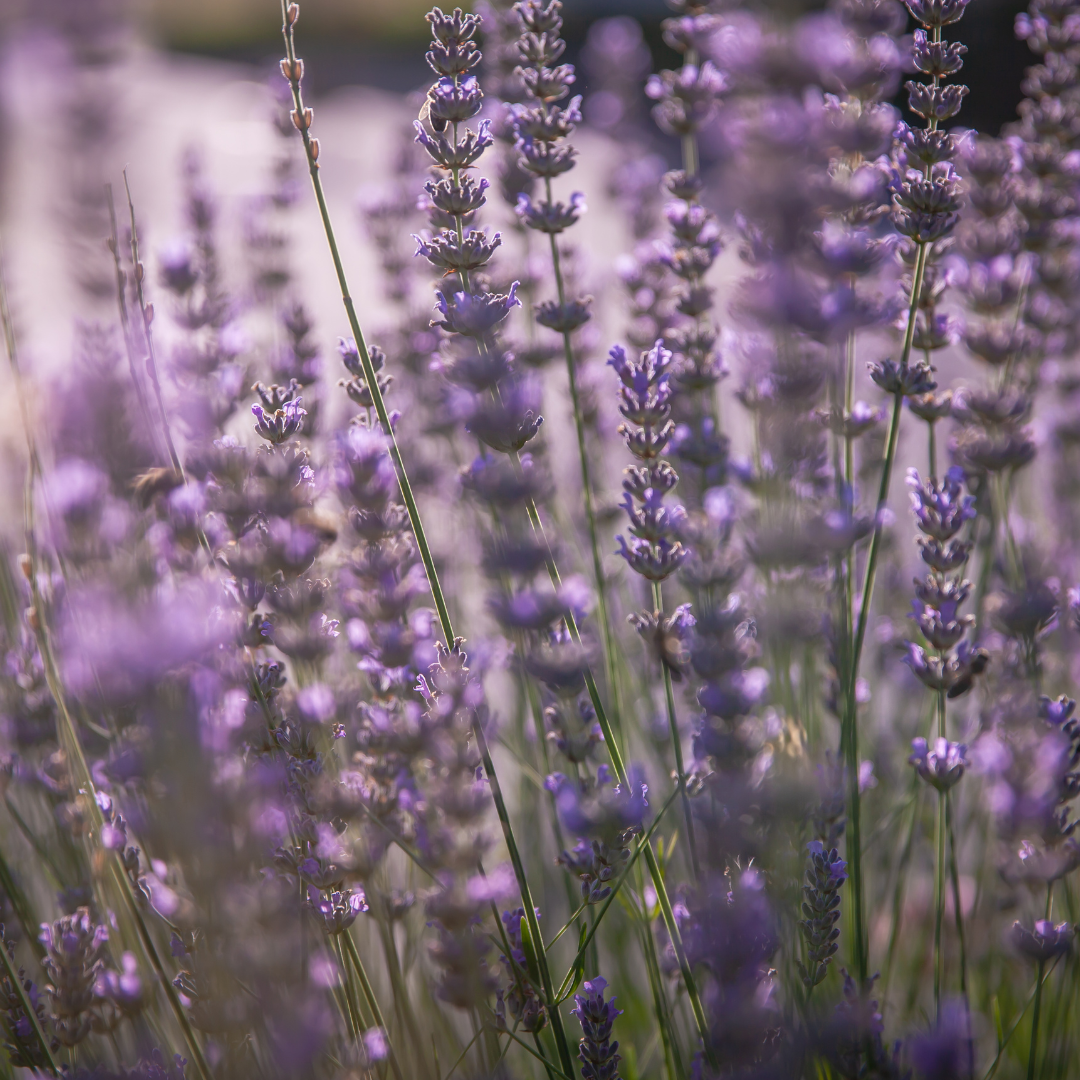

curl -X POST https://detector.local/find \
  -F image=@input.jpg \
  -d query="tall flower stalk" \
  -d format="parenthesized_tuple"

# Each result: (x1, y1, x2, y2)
(843, 0, 972, 980)
(281, 7, 575, 1075)
(507, 0, 624, 728)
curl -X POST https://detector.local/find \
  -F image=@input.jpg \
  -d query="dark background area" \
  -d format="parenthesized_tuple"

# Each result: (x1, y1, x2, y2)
(171, 0, 1032, 137)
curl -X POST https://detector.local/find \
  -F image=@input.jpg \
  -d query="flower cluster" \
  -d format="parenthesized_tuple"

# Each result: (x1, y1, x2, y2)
(572, 976, 623, 1080)
(902, 467, 989, 698)
(798, 841, 848, 988)
(609, 340, 687, 583)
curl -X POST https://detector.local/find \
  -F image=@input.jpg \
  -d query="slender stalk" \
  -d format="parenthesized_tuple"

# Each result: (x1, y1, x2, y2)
(472, 719, 575, 1079)
(843, 238, 930, 984)
(333, 934, 364, 1041)
(546, 216, 622, 733)
(638, 912, 686, 1080)
(555, 786, 679, 992)
(932, 690, 948, 1021)
(652, 579, 699, 880)
(277, 12, 578, 1076)
(933, 788, 946, 1022)
(1028, 960, 1045, 1080)
(882, 776, 921, 1006)
(499, 1024, 576, 1080)
(981, 956, 1061, 1080)
(278, 4, 452, 649)
(110, 860, 214, 1080)
(343, 931, 405, 1080)
(947, 794, 972, 1079)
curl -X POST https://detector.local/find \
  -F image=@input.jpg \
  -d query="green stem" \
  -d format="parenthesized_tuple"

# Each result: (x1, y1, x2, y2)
(343, 930, 405, 1080)
(882, 774, 921, 1007)
(638, 911, 686, 1080)
(555, 787, 679, 995)
(546, 219, 622, 735)
(946, 794, 972, 1079)
(843, 238, 929, 983)
(933, 788, 946, 1022)
(933, 689, 947, 1022)
(279, 6, 452, 650)
(111, 861, 214, 1080)
(981, 956, 1061, 1080)
(652, 579, 699, 880)
(472, 719, 575, 1079)
(1027, 960, 1045, 1080)
(333, 934, 365, 1042)
(498, 1024, 576, 1080)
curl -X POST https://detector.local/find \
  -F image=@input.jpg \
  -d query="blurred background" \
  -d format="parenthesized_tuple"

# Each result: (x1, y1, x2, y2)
(158, 0, 1031, 132)
(0, 0, 1039, 396)
(0, 0, 1036, 126)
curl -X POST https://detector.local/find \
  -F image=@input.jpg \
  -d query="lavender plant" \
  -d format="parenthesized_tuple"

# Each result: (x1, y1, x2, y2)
(4, 0, 1080, 1077)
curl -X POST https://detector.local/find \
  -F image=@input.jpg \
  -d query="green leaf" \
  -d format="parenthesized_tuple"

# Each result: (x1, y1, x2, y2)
(519, 913, 542, 987)
(555, 923, 588, 1004)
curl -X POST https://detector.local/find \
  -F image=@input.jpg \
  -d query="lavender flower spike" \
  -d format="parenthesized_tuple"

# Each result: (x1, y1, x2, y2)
(572, 976, 622, 1080)
(909, 736, 967, 792)
(799, 841, 848, 988)
(1010, 920, 1074, 964)
(251, 397, 306, 445)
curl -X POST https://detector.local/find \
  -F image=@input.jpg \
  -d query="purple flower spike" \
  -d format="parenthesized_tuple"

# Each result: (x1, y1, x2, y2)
(909, 736, 967, 792)
(799, 841, 847, 987)
(431, 285, 520, 338)
(572, 976, 623, 1080)
(252, 397, 306, 445)
(904, 0, 972, 28)
(906, 467, 975, 542)
(308, 885, 369, 936)
(1010, 919, 1073, 963)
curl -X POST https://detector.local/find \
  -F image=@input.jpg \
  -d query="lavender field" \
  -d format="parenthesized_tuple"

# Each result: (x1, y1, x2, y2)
(0, 0, 1077, 1077)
